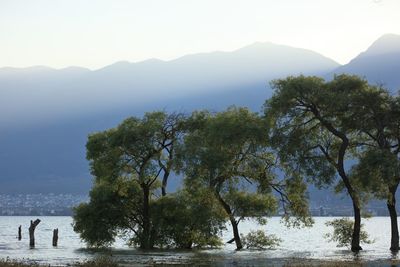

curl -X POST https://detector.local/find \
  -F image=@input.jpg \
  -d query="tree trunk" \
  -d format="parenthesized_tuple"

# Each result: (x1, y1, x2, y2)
(351, 203, 362, 252)
(52, 228, 59, 247)
(388, 189, 399, 252)
(18, 225, 22, 241)
(215, 192, 243, 250)
(141, 185, 152, 249)
(29, 219, 41, 248)
(229, 216, 243, 250)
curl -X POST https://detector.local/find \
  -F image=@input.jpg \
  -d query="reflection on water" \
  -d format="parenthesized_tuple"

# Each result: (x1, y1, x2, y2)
(0, 216, 399, 266)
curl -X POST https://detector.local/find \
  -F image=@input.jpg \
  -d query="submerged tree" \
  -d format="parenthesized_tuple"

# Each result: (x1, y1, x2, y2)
(265, 74, 374, 252)
(179, 106, 312, 250)
(348, 90, 400, 251)
(74, 111, 185, 249)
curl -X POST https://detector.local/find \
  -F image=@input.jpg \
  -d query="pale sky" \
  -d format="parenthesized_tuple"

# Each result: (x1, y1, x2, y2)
(0, 0, 399, 69)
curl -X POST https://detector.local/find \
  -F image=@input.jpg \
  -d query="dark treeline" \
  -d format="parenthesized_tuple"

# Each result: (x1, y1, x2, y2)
(73, 74, 400, 253)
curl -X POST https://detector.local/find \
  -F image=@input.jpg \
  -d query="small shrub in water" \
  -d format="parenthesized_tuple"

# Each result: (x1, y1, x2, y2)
(241, 230, 281, 249)
(324, 218, 373, 248)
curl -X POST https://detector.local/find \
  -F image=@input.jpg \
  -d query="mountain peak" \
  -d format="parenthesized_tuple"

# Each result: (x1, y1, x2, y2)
(362, 33, 400, 57)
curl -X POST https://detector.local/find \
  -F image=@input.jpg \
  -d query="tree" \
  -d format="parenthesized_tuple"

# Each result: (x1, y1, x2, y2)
(347, 90, 400, 251)
(265, 74, 373, 252)
(179, 106, 312, 250)
(75, 111, 184, 249)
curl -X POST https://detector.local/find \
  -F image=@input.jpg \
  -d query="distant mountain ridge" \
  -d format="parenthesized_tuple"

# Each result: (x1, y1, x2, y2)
(0, 41, 339, 129)
(332, 34, 400, 91)
(358, 34, 400, 57)
(0, 35, 399, 194)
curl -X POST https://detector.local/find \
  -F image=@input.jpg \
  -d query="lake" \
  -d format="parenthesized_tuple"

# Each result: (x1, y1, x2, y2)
(0, 216, 399, 266)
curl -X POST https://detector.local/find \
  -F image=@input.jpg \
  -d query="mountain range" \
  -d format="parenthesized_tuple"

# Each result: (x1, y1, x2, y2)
(0, 34, 399, 194)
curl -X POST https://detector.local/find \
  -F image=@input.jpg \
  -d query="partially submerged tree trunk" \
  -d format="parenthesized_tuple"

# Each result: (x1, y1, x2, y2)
(215, 191, 243, 250)
(340, 172, 362, 252)
(336, 142, 362, 252)
(52, 228, 59, 247)
(351, 203, 362, 252)
(18, 225, 22, 241)
(29, 219, 41, 248)
(229, 217, 242, 250)
(388, 187, 399, 252)
(140, 185, 152, 249)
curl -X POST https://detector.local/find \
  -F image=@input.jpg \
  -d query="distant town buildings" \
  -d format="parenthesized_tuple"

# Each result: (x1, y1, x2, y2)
(308, 195, 389, 217)
(0, 194, 88, 216)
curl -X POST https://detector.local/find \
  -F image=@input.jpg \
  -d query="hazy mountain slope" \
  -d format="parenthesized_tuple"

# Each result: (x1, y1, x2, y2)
(0, 42, 338, 129)
(333, 34, 400, 92)
(0, 42, 339, 194)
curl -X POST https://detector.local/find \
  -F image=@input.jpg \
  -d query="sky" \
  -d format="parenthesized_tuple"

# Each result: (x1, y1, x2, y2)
(0, 0, 399, 70)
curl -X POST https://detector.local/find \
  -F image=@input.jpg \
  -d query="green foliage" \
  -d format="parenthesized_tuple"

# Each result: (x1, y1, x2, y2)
(264, 74, 369, 188)
(324, 218, 373, 248)
(351, 148, 400, 200)
(224, 190, 277, 224)
(86, 111, 185, 187)
(75, 111, 185, 249)
(180, 106, 277, 205)
(75, 110, 230, 249)
(177, 107, 284, 249)
(177, 106, 313, 250)
(73, 178, 142, 247)
(263, 74, 400, 251)
(151, 187, 226, 248)
(241, 230, 282, 249)
(279, 174, 314, 228)
(71, 73, 400, 254)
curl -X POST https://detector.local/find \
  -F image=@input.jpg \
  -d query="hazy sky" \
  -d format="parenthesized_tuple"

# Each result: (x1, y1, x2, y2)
(1, 0, 399, 69)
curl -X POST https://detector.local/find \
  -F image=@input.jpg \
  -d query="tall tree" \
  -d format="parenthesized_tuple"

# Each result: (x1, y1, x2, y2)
(179, 107, 312, 250)
(79, 111, 184, 249)
(348, 89, 400, 251)
(265, 74, 372, 252)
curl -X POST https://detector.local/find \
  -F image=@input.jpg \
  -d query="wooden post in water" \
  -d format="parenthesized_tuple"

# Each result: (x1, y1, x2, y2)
(18, 225, 22, 240)
(52, 228, 58, 247)
(29, 219, 41, 248)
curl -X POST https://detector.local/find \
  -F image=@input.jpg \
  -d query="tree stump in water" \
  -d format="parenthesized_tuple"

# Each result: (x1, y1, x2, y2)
(52, 228, 58, 247)
(18, 225, 22, 241)
(29, 219, 41, 248)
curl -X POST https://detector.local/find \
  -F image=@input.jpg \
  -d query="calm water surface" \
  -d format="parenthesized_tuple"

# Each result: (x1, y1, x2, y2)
(0, 216, 398, 266)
